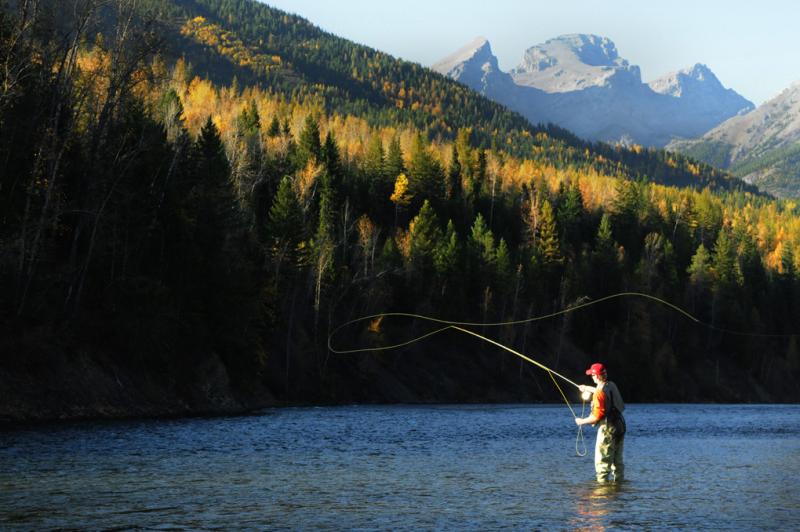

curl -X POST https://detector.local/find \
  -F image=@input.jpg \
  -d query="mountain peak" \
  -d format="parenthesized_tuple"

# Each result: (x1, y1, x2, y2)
(515, 34, 626, 71)
(432, 37, 496, 77)
(433, 33, 754, 146)
(647, 63, 751, 108)
(511, 33, 640, 92)
(686, 63, 714, 80)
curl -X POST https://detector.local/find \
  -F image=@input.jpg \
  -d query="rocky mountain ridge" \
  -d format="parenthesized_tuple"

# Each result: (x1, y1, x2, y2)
(433, 34, 754, 147)
(669, 82, 800, 197)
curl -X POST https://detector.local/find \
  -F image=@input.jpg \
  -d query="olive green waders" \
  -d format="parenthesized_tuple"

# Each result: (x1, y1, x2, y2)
(595, 421, 624, 482)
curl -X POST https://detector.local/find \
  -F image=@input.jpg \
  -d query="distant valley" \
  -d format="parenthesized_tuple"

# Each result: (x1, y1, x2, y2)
(668, 82, 800, 198)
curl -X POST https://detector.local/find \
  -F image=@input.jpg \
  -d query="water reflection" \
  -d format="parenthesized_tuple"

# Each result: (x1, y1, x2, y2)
(570, 481, 625, 530)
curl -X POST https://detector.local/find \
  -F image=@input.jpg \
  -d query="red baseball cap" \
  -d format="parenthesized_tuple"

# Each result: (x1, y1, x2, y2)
(585, 363, 606, 376)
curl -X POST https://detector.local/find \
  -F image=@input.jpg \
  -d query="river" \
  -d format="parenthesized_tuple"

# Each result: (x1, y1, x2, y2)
(1, 404, 798, 529)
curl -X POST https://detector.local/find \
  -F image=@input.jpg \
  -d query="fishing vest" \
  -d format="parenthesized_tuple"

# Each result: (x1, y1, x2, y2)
(602, 382, 626, 440)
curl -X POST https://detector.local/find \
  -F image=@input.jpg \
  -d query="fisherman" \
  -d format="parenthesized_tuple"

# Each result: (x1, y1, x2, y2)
(575, 363, 625, 483)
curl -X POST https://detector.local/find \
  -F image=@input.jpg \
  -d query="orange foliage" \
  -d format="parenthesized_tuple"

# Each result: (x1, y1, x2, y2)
(183, 77, 218, 133)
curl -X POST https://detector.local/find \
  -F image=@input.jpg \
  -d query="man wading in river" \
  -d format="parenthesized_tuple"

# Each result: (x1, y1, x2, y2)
(575, 363, 626, 483)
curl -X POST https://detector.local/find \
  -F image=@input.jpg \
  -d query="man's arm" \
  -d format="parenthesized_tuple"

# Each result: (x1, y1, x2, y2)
(575, 388, 606, 426)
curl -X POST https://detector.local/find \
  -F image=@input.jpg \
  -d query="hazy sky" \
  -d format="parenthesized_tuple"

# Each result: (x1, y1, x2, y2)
(261, 0, 799, 106)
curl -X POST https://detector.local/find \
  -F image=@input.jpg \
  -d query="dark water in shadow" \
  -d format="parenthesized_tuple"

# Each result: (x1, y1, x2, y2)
(1, 404, 798, 529)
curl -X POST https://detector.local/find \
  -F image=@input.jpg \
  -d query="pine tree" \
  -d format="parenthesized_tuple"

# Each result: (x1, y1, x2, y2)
(267, 176, 303, 279)
(446, 143, 462, 202)
(469, 213, 496, 275)
(322, 130, 342, 187)
(384, 135, 405, 179)
(363, 135, 385, 179)
(297, 114, 322, 166)
(408, 132, 444, 205)
(267, 115, 281, 138)
(193, 117, 239, 245)
(495, 238, 513, 291)
(467, 149, 487, 202)
(687, 243, 713, 286)
(365, 134, 388, 209)
(712, 225, 741, 290)
(407, 199, 441, 275)
(534, 199, 561, 269)
(434, 219, 460, 278)
(196, 116, 231, 183)
(588, 213, 621, 296)
(610, 179, 642, 258)
(236, 99, 260, 135)
(557, 180, 583, 248)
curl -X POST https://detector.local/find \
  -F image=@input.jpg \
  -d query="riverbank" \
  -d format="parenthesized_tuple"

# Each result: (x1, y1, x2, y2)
(0, 323, 276, 424)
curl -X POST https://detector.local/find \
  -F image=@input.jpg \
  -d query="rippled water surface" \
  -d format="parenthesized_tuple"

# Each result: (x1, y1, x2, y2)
(1, 404, 799, 529)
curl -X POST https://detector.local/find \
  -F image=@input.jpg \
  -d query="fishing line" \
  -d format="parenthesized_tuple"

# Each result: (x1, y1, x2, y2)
(327, 291, 797, 456)
(329, 321, 590, 454)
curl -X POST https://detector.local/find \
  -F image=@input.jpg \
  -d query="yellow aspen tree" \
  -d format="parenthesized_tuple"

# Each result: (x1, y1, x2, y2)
(390, 173, 413, 229)
(390, 173, 412, 207)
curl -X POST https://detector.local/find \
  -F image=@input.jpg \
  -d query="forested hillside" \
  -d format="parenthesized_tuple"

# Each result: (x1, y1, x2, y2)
(154, 0, 754, 192)
(669, 82, 800, 199)
(1, 1, 798, 421)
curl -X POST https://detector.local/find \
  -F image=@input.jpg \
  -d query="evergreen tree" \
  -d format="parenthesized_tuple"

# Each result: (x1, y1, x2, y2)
(232, 102, 263, 210)
(365, 135, 389, 213)
(297, 114, 322, 166)
(322, 130, 342, 187)
(193, 117, 240, 246)
(363, 135, 385, 179)
(556, 180, 584, 248)
(495, 238, 513, 292)
(610, 179, 642, 260)
(469, 213, 496, 277)
(384, 135, 405, 179)
(590, 213, 622, 296)
(687, 243, 713, 287)
(710, 223, 744, 329)
(534, 199, 561, 269)
(407, 199, 441, 276)
(712, 225, 741, 290)
(267, 115, 281, 138)
(236, 99, 260, 135)
(196, 116, 231, 184)
(446, 143, 462, 202)
(468, 149, 487, 202)
(434, 219, 460, 278)
(267, 176, 303, 279)
(408, 132, 444, 206)
(694, 188, 723, 248)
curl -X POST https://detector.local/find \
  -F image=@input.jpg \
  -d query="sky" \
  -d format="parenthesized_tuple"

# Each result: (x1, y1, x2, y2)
(261, 0, 799, 106)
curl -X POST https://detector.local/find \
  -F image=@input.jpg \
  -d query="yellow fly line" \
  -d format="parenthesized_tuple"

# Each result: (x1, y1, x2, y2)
(327, 291, 797, 456)
(328, 292, 697, 395)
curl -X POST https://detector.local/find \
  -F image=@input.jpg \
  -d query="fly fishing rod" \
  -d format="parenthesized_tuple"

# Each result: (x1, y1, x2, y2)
(328, 291, 799, 455)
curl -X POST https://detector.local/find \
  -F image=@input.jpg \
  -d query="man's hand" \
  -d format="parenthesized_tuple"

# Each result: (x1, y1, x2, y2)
(579, 385, 593, 393)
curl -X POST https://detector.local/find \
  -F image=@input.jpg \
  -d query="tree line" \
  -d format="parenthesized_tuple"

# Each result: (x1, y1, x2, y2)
(1, 1, 798, 404)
